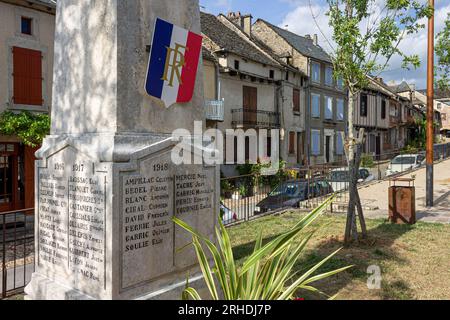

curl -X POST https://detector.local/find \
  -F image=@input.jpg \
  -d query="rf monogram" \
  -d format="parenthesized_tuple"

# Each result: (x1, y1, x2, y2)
(162, 43, 187, 87)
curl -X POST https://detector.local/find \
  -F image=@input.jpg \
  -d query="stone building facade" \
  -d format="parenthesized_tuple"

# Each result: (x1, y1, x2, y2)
(0, 0, 55, 212)
(201, 12, 308, 176)
(252, 19, 348, 165)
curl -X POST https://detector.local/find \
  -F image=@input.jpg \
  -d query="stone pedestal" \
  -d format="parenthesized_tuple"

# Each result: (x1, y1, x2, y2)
(25, 0, 219, 300)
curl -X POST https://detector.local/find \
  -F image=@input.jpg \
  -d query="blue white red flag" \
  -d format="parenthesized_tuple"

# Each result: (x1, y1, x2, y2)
(145, 18, 203, 108)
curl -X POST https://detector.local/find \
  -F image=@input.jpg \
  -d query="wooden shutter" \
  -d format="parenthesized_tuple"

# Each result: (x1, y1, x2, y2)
(293, 89, 300, 112)
(289, 132, 296, 154)
(13, 47, 42, 106)
(243, 86, 257, 125)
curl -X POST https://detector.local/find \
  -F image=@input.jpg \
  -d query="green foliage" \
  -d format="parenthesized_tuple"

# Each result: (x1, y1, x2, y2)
(436, 13, 450, 91)
(360, 154, 375, 168)
(401, 144, 420, 155)
(174, 196, 352, 300)
(326, 0, 432, 95)
(0, 111, 50, 147)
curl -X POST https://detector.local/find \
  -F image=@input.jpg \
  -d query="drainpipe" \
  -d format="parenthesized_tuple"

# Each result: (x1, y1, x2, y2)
(215, 61, 221, 100)
(306, 61, 311, 166)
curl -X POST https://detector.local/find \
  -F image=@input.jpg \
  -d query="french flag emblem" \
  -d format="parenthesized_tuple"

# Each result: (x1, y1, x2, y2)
(145, 18, 203, 108)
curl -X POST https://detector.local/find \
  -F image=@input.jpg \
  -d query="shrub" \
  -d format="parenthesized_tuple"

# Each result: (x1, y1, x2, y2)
(174, 196, 351, 300)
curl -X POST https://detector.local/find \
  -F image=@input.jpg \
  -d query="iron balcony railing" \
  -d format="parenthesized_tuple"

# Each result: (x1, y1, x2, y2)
(231, 109, 281, 129)
(205, 100, 225, 122)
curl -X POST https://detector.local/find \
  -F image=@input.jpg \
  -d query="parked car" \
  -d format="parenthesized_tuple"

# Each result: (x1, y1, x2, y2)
(386, 154, 425, 176)
(220, 202, 237, 224)
(254, 179, 333, 215)
(329, 168, 375, 192)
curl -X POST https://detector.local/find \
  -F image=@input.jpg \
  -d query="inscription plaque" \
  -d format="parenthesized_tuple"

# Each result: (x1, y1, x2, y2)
(120, 150, 215, 289)
(37, 147, 108, 295)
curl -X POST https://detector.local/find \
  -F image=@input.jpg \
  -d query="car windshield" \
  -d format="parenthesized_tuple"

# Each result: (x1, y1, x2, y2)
(392, 156, 416, 165)
(269, 182, 306, 197)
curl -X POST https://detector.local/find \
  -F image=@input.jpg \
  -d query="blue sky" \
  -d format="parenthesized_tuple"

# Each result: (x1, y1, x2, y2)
(200, 0, 450, 90)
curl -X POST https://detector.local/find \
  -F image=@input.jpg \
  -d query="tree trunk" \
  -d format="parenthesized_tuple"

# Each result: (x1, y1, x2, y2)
(344, 92, 368, 242)
(345, 92, 356, 243)
(354, 143, 367, 238)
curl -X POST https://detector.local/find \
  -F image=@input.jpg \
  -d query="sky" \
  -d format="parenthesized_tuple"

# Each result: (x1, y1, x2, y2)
(200, 0, 450, 90)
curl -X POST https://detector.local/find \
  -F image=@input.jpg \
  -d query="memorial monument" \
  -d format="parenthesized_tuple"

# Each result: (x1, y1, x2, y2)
(25, 0, 219, 300)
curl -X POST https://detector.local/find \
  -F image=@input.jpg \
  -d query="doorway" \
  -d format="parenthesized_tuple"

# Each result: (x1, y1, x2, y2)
(0, 143, 22, 213)
(324, 129, 335, 164)
(297, 132, 305, 165)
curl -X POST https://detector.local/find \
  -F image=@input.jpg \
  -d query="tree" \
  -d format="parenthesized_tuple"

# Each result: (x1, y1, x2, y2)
(312, 0, 433, 242)
(436, 13, 450, 91)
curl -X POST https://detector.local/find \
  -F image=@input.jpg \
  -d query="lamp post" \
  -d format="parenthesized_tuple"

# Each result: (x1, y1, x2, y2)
(426, 0, 434, 208)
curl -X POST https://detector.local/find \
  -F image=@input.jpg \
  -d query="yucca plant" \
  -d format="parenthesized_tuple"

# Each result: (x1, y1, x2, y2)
(173, 196, 352, 300)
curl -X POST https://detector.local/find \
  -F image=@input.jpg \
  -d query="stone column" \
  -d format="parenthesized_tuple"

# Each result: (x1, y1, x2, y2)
(25, 0, 219, 300)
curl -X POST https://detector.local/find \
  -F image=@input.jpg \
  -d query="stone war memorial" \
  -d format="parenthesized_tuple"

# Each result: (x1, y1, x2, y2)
(25, 0, 219, 300)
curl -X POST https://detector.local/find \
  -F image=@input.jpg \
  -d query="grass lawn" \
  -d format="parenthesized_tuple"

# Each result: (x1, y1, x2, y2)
(228, 211, 450, 300)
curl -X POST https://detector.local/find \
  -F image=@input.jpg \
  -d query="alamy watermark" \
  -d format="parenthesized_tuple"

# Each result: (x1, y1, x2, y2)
(367, 265, 382, 290)
(171, 121, 280, 171)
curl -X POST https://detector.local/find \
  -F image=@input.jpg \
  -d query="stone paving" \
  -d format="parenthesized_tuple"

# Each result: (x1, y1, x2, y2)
(357, 159, 450, 223)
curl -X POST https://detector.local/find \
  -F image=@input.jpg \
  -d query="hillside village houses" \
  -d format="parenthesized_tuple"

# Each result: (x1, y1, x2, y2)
(0, 1, 448, 212)
(392, 82, 447, 140)
(252, 18, 348, 166)
(0, 0, 55, 212)
(201, 12, 308, 176)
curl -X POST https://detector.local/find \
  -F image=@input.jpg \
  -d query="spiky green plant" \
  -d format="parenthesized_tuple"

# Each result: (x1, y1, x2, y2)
(173, 196, 352, 300)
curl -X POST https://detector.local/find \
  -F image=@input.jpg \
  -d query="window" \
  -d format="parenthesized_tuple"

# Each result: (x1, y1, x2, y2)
(285, 71, 289, 81)
(337, 77, 344, 90)
(325, 96, 333, 119)
(311, 94, 320, 118)
(336, 132, 344, 155)
(381, 100, 386, 119)
(269, 70, 274, 79)
(311, 62, 321, 83)
(325, 66, 333, 86)
(21, 17, 32, 35)
(12, 47, 42, 106)
(234, 60, 240, 70)
(289, 132, 296, 154)
(293, 89, 300, 113)
(360, 94, 368, 117)
(311, 130, 321, 156)
(337, 99, 344, 121)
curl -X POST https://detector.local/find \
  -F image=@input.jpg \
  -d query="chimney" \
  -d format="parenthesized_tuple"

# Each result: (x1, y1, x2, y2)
(374, 77, 383, 84)
(242, 14, 253, 36)
(305, 34, 311, 39)
(313, 34, 318, 46)
(227, 12, 253, 36)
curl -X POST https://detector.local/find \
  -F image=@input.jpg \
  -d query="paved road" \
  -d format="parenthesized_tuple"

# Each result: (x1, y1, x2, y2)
(0, 263, 34, 294)
(358, 159, 450, 223)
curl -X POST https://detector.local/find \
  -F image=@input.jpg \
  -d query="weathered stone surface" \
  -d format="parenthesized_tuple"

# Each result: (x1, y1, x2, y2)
(25, 0, 219, 300)
(50, 0, 205, 136)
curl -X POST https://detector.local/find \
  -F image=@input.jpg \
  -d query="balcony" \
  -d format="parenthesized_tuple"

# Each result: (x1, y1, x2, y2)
(389, 115, 400, 127)
(205, 100, 224, 122)
(231, 109, 281, 129)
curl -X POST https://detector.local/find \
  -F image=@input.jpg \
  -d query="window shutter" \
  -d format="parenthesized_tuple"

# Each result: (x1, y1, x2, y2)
(311, 131, 320, 156)
(293, 89, 300, 112)
(13, 46, 42, 106)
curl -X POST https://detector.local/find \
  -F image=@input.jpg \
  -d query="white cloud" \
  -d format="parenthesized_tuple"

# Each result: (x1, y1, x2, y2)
(279, 1, 450, 89)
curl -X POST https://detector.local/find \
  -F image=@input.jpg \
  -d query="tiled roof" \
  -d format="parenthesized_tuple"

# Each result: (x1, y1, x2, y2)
(200, 12, 279, 67)
(32, 0, 56, 8)
(366, 77, 397, 98)
(388, 81, 413, 93)
(256, 19, 332, 63)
